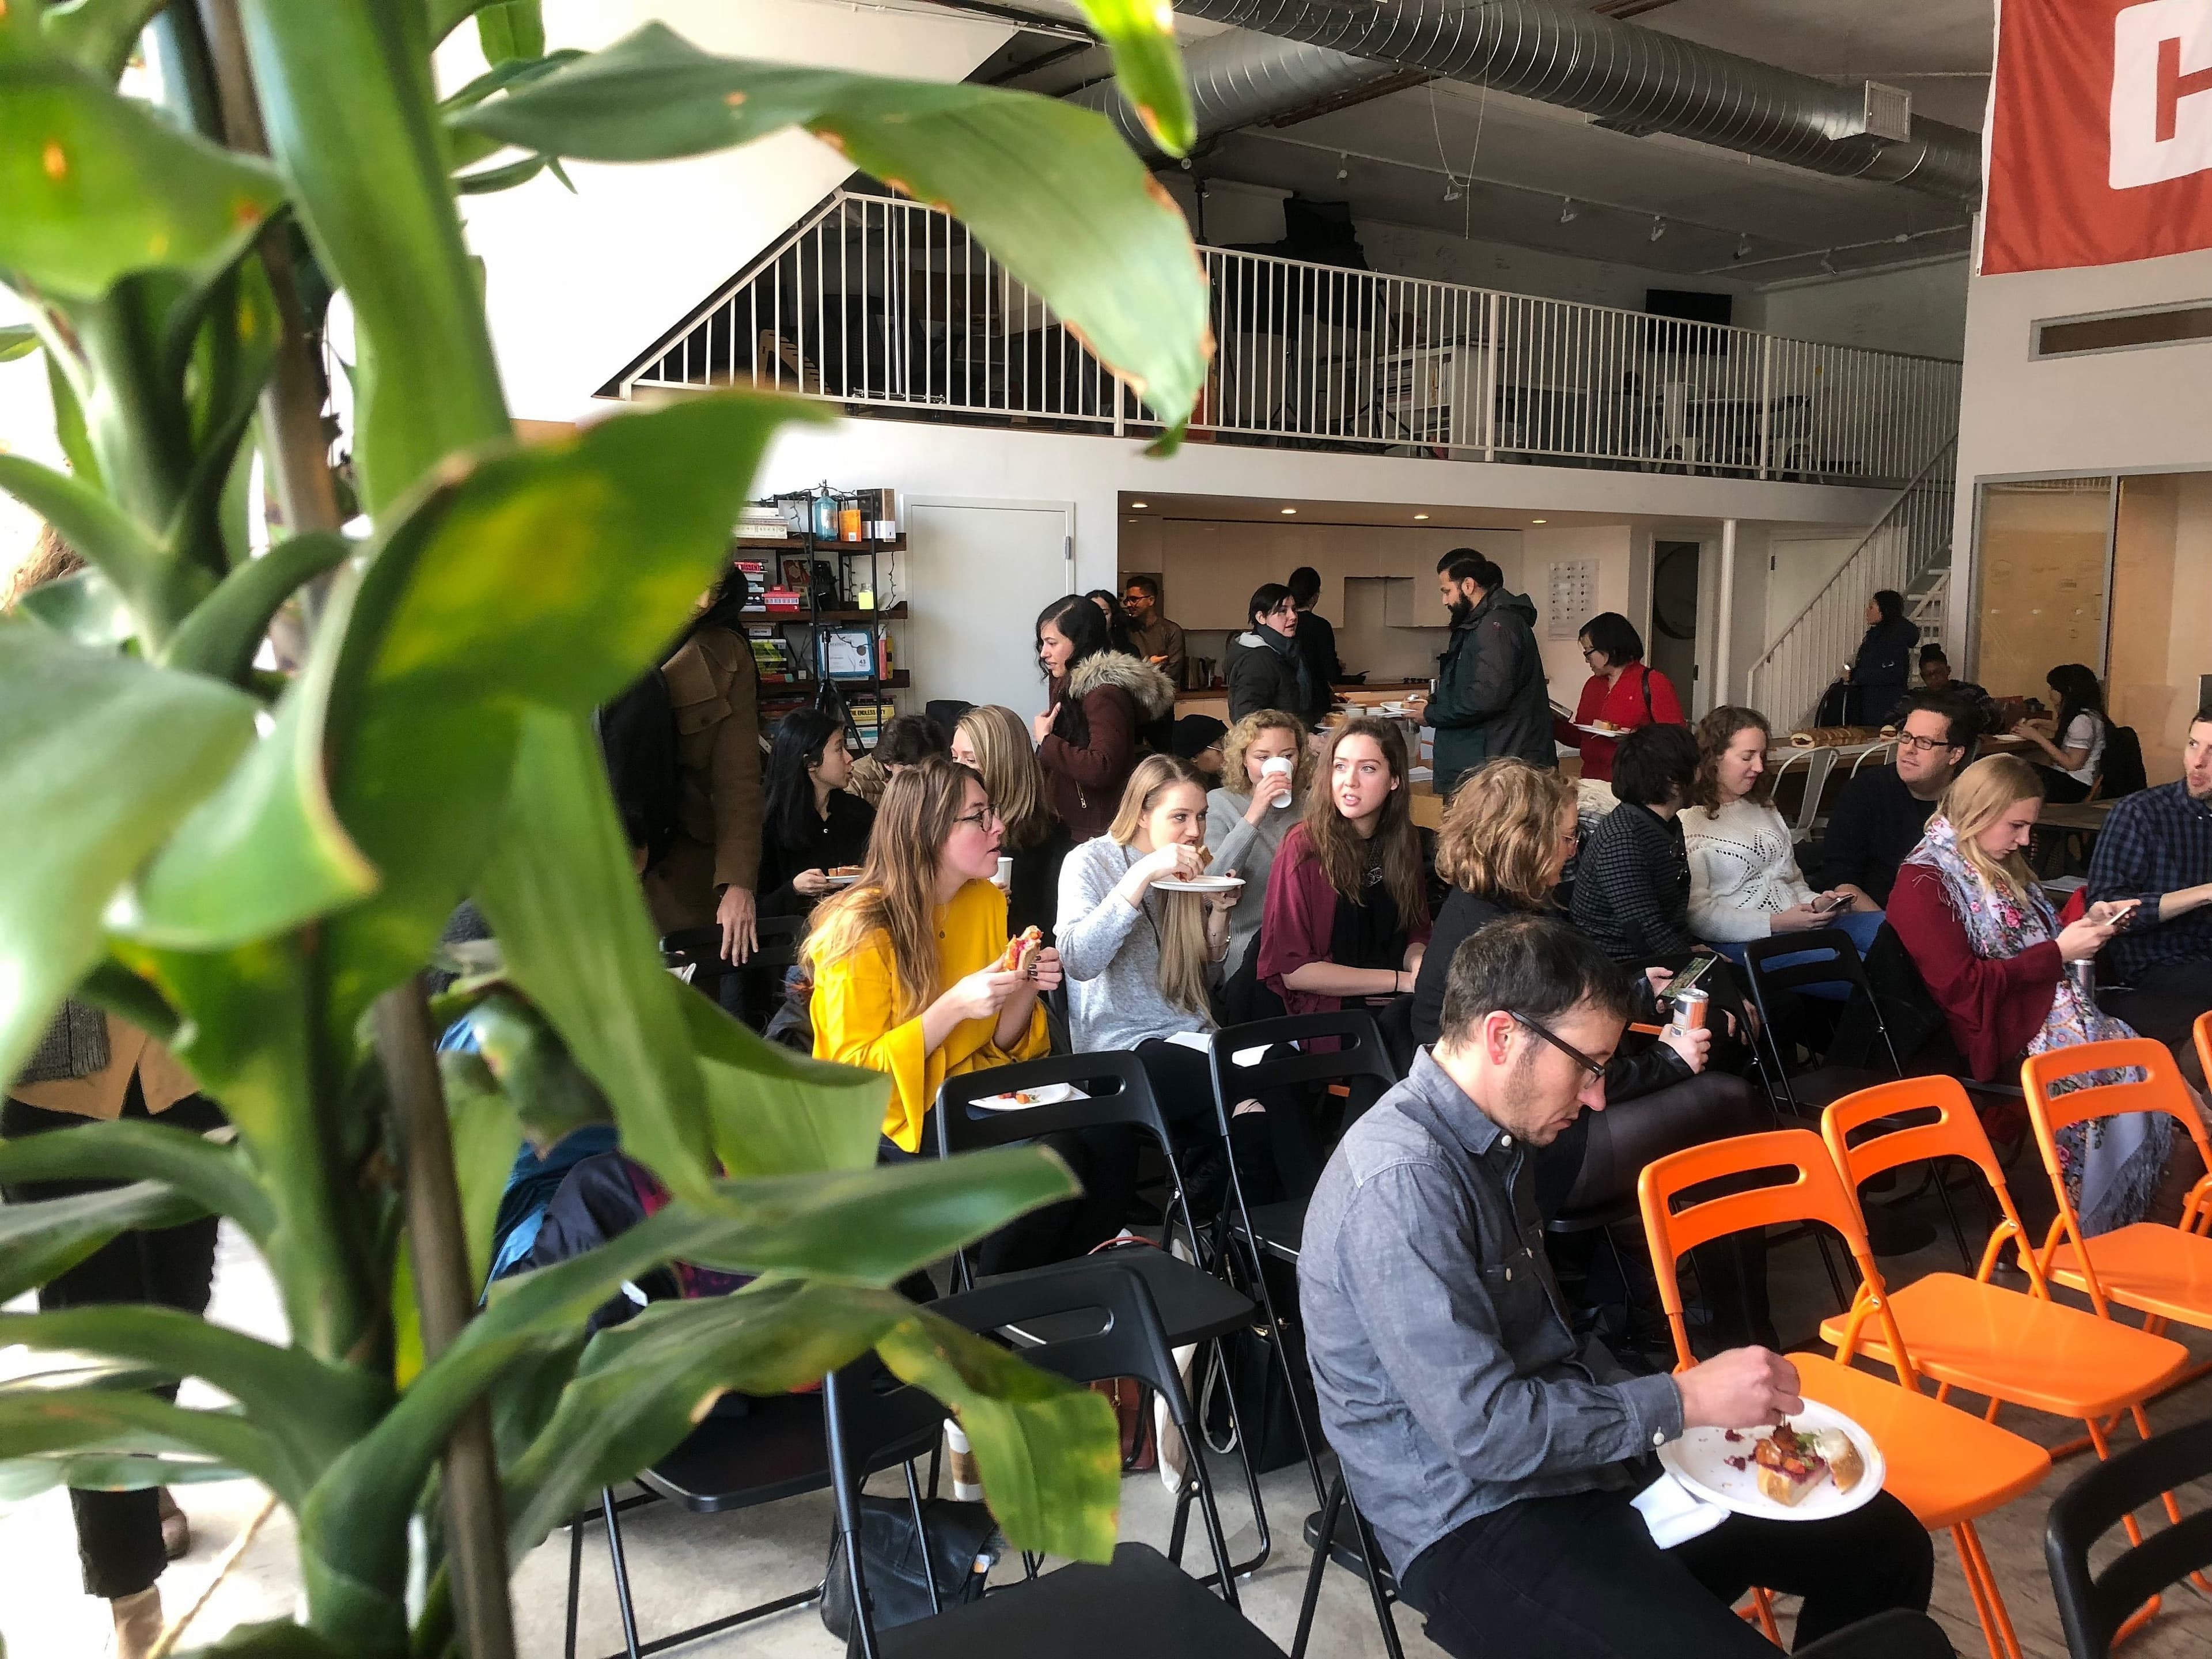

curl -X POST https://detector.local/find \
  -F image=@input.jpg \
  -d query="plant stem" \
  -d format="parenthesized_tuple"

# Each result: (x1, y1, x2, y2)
(375, 978, 517, 1659)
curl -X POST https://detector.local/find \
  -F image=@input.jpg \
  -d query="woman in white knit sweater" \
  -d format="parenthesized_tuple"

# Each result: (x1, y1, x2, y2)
(1681, 706, 1885, 966)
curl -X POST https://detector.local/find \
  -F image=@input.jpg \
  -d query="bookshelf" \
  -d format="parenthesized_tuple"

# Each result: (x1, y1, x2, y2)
(735, 486, 908, 754)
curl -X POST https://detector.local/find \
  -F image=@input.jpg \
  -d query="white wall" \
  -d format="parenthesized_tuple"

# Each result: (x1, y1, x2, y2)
(1758, 260, 1968, 361)
(1948, 242, 2212, 660)
(1355, 222, 1751, 319)
(444, 0, 1010, 423)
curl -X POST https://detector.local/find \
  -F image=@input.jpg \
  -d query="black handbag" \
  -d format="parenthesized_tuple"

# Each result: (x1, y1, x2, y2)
(821, 1495, 1002, 1642)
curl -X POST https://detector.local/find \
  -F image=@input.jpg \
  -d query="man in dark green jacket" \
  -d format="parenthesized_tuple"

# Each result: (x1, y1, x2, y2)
(1426, 550, 1555, 790)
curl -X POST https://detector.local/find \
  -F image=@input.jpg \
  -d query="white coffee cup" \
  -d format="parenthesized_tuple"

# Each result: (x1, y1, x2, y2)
(994, 856, 1013, 890)
(1260, 755, 1294, 805)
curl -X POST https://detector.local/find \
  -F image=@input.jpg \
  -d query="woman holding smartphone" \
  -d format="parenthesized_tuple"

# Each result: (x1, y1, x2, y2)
(1203, 710, 1311, 976)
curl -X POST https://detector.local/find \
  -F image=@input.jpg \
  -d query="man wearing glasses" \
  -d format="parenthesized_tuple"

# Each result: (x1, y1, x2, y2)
(1818, 691, 1975, 908)
(1119, 574, 1185, 684)
(1299, 915, 1937, 1659)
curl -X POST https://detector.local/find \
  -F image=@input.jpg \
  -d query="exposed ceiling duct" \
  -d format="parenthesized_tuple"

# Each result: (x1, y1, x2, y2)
(1062, 26, 1402, 158)
(1162, 0, 1982, 206)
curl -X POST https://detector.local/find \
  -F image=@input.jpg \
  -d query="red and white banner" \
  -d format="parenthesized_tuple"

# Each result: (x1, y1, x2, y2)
(1983, 0, 2212, 274)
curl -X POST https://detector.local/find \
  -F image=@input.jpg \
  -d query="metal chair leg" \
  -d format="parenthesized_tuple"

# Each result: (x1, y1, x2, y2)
(601, 1486, 643, 1659)
(1290, 1473, 1344, 1659)
(565, 1510, 585, 1659)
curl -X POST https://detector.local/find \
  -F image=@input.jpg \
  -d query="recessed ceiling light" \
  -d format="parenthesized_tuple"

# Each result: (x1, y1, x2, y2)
(1281, 507, 1297, 515)
(1130, 501, 1147, 508)
(1531, 518, 1548, 524)
(1414, 512, 1430, 521)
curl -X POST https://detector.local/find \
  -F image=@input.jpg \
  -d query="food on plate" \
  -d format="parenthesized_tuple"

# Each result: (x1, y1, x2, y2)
(827, 865, 862, 878)
(1751, 1424, 1829, 1507)
(1813, 1427, 1865, 1494)
(1589, 718, 1626, 733)
(999, 925, 1044, 976)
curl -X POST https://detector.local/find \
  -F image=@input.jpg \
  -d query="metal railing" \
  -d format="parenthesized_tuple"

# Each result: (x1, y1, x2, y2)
(1745, 437, 1958, 731)
(611, 191, 1960, 489)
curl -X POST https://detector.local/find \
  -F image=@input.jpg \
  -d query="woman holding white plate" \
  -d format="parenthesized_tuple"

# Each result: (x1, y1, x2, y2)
(1204, 709, 1313, 976)
(1056, 755, 1241, 1154)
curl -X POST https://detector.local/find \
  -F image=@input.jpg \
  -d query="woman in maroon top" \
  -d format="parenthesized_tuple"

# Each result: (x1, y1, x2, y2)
(1031, 593, 1176, 843)
(1552, 611, 1685, 783)
(1258, 717, 1432, 1016)
(1888, 754, 2188, 1232)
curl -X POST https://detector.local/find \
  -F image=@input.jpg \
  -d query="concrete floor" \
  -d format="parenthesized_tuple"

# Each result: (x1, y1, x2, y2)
(7, 1181, 2212, 1658)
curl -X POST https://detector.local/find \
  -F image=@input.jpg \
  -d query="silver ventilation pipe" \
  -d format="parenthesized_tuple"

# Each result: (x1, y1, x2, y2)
(1165, 0, 1982, 205)
(1063, 27, 1398, 158)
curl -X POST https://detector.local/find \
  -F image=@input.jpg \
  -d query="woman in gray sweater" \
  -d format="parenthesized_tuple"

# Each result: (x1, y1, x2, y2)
(1055, 754, 1238, 1148)
(1203, 710, 1311, 976)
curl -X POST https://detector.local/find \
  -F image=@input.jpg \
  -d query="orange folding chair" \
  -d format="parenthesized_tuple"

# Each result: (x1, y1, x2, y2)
(1639, 1130, 2051, 1659)
(1821, 1078, 2191, 1642)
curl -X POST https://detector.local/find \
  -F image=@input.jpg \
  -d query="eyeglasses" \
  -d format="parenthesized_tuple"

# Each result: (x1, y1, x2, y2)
(954, 804, 1003, 831)
(1895, 732, 1957, 754)
(1508, 1011, 1606, 1086)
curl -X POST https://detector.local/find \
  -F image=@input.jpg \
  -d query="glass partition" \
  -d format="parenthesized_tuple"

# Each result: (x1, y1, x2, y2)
(1971, 478, 2113, 703)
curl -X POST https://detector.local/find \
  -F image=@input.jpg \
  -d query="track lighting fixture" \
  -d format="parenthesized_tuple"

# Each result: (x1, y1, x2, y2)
(1649, 217, 1667, 242)
(1558, 198, 1578, 225)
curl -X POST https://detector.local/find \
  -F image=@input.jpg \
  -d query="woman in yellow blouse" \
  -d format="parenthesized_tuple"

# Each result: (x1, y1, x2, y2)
(807, 755, 1059, 1156)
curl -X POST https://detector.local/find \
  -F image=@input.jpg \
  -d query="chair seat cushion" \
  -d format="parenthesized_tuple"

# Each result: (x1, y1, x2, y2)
(639, 1389, 939, 1513)
(2047, 1224, 2212, 1328)
(1786, 1352, 2050, 1531)
(986, 1247, 1253, 1348)
(1816, 1274, 2189, 1418)
(878, 1543, 1289, 1659)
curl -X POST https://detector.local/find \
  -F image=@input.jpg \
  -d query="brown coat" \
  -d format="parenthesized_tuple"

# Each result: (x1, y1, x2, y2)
(644, 626, 763, 933)
(10, 1013, 199, 1121)
(1036, 650, 1177, 842)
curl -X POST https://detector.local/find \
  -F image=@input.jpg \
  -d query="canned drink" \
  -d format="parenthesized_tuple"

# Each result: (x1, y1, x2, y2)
(1666, 986, 1710, 1036)
(2068, 959, 2094, 1001)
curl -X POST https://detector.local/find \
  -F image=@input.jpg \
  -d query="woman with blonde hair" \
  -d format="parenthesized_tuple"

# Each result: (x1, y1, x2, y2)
(953, 703, 1068, 935)
(1203, 709, 1311, 975)
(807, 756, 1058, 1158)
(1889, 754, 2188, 1232)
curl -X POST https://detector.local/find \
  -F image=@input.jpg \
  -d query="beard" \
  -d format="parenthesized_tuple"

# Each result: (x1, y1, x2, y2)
(1449, 594, 1476, 628)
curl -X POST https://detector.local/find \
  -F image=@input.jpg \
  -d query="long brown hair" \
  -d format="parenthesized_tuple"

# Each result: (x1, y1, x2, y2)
(1302, 717, 1429, 930)
(1218, 708, 1313, 801)
(1104, 755, 1215, 1018)
(805, 756, 979, 1021)
(956, 704, 1051, 851)
(1691, 705, 1775, 810)
(1435, 758, 1577, 910)
(1940, 754, 2045, 905)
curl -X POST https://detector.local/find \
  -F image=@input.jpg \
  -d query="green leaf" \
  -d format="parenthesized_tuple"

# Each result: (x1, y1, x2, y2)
(315, 392, 820, 1046)
(0, 1387, 301, 1507)
(0, 1181, 208, 1305)
(0, 623, 258, 1085)
(475, 0, 543, 66)
(1069, 0, 1195, 157)
(16, 564, 133, 648)
(681, 987, 886, 1178)
(457, 992, 613, 1151)
(475, 707, 715, 1198)
(121, 572, 381, 951)
(0, 1118, 273, 1241)
(389, 1071, 521, 1390)
(453, 152, 546, 194)
(0, 1306, 381, 1480)
(177, 1622, 351, 1659)
(878, 1305, 1122, 1562)
(0, 322, 36, 361)
(0, 451, 166, 616)
(452, 25, 1211, 431)
(40, 0, 172, 79)
(45, 346, 102, 492)
(160, 531, 353, 683)
(0, 58, 283, 301)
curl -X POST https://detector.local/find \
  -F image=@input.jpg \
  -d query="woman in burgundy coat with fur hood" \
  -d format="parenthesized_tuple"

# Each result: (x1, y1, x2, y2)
(1030, 593, 1177, 843)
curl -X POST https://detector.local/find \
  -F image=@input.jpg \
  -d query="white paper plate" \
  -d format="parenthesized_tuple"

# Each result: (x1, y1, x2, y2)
(1575, 723, 1631, 738)
(823, 872, 862, 888)
(1154, 876, 1245, 893)
(1657, 1403, 1885, 1522)
(971, 1082, 1088, 1112)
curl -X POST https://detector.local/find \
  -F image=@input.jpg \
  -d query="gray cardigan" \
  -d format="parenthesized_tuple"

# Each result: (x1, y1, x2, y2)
(1054, 835, 1214, 1054)
(1204, 785, 1295, 975)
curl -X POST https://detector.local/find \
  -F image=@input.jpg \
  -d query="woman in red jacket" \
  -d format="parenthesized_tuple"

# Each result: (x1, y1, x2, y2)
(1888, 754, 2190, 1233)
(1552, 611, 1684, 782)
(1031, 593, 1176, 843)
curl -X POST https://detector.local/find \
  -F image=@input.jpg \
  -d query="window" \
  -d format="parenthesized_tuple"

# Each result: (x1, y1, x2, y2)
(2033, 302, 2212, 359)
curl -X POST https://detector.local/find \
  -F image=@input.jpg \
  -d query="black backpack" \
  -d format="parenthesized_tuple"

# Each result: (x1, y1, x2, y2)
(594, 667, 680, 875)
(2100, 724, 2147, 800)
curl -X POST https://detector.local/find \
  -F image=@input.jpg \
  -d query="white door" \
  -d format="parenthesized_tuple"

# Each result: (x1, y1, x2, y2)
(904, 498, 1074, 719)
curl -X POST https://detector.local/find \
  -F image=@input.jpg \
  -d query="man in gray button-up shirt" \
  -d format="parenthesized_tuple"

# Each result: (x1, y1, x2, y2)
(1300, 915, 1936, 1659)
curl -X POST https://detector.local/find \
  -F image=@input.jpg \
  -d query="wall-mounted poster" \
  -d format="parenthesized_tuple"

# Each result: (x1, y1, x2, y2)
(1983, 0, 2212, 274)
(1547, 558, 1598, 640)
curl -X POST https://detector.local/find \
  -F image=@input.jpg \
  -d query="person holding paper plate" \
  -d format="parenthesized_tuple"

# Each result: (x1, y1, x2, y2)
(1204, 710, 1313, 976)
(1056, 755, 1243, 1158)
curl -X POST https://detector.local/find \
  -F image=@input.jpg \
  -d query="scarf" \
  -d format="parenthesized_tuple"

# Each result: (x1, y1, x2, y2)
(1259, 624, 1315, 714)
(1902, 816, 2170, 1233)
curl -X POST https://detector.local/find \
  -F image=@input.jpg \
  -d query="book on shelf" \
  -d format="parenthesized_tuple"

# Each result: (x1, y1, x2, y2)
(745, 627, 794, 677)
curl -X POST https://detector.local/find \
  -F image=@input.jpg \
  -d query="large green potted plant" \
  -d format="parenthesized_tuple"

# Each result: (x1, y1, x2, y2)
(0, 2, 1211, 1653)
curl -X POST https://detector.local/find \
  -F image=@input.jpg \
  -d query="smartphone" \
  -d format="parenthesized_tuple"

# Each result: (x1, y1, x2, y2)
(1668, 955, 1719, 1000)
(2089, 897, 2143, 930)
(1813, 892, 1851, 915)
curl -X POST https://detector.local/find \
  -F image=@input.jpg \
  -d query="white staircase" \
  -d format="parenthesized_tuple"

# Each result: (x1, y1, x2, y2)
(1747, 437, 1957, 730)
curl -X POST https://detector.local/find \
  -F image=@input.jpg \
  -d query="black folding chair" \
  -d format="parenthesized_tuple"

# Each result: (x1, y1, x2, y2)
(1740, 929, 1978, 1275)
(825, 1260, 1290, 1659)
(1291, 1470, 1405, 1659)
(2046, 1412, 2212, 1658)
(933, 1052, 1274, 1576)
(562, 1382, 940, 1659)
(661, 918, 808, 1029)
(1202, 1011, 1399, 1514)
